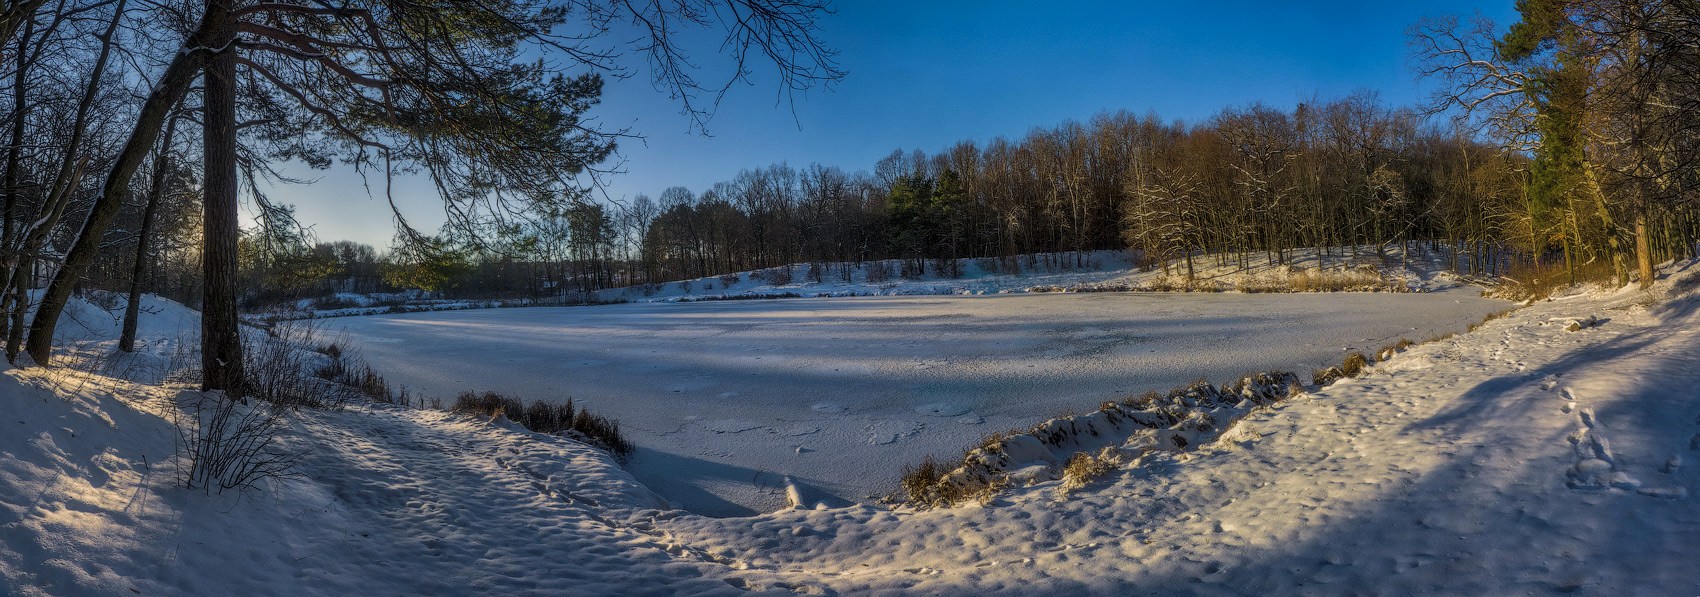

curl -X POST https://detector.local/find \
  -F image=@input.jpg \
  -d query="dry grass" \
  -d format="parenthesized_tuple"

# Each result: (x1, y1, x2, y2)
(1142, 264, 1407, 294)
(1312, 366, 1345, 386)
(1466, 309, 1511, 333)
(899, 455, 946, 504)
(1146, 273, 1211, 292)
(901, 371, 1302, 509)
(1493, 259, 1617, 301)
(899, 455, 1008, 508)
(1283, 266, 1400, 292)
(451, 391, 634, 460)
(1376, 338, 1415, 362)
(1341, 352, 1369, 377)
(1058, 446, 1123, 495)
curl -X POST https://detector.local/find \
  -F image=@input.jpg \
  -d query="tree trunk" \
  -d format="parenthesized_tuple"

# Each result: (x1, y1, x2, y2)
(200, 0, 241, 392)
(24, 21, 208, 366)
(0, 17, 32, 344)
(120, 114, 178, 352)
(1636, 210, 1654, 290)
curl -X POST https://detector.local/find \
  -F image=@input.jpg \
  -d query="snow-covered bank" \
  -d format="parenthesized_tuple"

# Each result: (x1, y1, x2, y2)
(596, 247, 1481, 304)
(334, 289, 1510, 515)
(263, 247, 1486, 321)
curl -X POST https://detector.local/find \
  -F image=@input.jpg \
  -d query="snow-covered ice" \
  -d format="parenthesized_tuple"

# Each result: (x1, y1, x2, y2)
(333, 289, 1509, 515)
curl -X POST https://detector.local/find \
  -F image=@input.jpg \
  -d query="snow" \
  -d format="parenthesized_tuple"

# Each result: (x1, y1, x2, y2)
(6, 262, 1700, 595)
(333, 289, 1509, 515)
(596, 248, 1477, 304)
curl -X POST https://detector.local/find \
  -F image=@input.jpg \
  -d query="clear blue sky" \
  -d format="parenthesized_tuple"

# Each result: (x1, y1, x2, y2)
(270, 0, 1519, 248)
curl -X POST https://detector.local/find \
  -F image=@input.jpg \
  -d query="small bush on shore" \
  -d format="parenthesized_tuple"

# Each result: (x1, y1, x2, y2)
(1341, 352, 1369, 377)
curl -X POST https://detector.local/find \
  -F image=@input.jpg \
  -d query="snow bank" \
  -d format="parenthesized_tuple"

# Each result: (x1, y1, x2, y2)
(597, 246, 1477, 305)
(907, 372, 1302, 507)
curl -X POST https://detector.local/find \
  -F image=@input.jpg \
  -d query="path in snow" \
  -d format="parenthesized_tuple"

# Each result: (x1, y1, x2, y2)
(334, 290, 1508, 515)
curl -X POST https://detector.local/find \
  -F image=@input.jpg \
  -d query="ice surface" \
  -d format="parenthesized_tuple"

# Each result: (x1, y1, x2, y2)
(334, 289, 1509, 515)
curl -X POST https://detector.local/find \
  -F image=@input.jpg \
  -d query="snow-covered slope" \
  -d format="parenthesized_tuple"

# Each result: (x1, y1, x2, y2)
(6, 265, 1700, 594)
(596, 246, 1482, 304)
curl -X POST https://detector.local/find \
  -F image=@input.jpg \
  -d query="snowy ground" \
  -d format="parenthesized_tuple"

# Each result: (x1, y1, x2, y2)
(333, 290, 1509, 515)
(6, 265, 1700, 595)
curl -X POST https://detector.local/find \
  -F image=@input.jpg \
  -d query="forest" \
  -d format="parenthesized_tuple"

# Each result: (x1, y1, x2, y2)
(1, 0, 1697, 384)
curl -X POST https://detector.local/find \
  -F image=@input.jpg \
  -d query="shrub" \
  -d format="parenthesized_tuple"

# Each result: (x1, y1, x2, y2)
(1312, 366, 1345, 386)
(393, 387, 442, 410)
(345, 365, 393, 402)
(569, 410, 634, 459)
(1341, 352, 1369, 377)
(453, 391, 524, 419)
(243, 321, 355, 410)
(900, 455, 944, 504)
(899, 454, 1006, 508)
(173, 392, 298, 493)
(1376, 338, 1415, 362)
(452, 391, 633, 460)
(1058, 446, 1123, 495)
(718, 273, 742, 287)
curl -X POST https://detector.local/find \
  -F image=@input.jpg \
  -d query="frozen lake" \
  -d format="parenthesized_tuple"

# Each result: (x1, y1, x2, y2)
(334, 290, 1510, 516)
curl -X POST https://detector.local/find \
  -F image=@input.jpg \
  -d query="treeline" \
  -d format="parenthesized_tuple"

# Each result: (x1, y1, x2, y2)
(369, 93, 1525, 298)
(626, 95, 1524, 286)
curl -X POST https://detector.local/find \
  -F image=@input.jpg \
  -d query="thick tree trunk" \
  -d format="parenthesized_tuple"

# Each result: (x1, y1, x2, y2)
(120, 114, 178, 352)
(0, 18, 32, 344)
(200, 0, 241, 392)
(23, 33, 206, 365)
(1636, 210, 1654, 290)
(5, 0, 123, 361)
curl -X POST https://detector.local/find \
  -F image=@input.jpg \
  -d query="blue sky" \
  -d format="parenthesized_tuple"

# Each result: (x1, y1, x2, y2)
(271, 0, 1520, 248)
